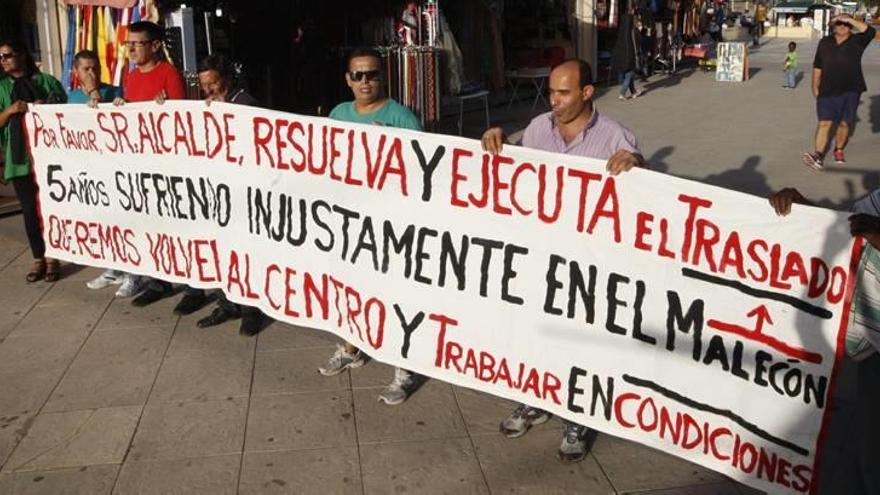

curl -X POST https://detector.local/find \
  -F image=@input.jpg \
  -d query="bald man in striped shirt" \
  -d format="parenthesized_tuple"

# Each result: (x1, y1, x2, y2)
(481, 58, 646, 463)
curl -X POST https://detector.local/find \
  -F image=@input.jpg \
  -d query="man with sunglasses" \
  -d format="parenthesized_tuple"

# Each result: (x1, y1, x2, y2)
(318, 48, 423, 406)
(327, 49, 421, 129)
(802, 14, 874, 171)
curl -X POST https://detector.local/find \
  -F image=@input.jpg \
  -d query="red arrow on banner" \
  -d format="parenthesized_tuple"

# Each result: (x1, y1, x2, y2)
(746, 305, 773, 333)
(707, 305, 822, 364)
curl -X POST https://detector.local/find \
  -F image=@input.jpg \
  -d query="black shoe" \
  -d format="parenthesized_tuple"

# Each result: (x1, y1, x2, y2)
(239, 312, 264, 336)
(174, 292, 208, 315)
(132, 289, 168, 307)
(197, 307, 237, 328)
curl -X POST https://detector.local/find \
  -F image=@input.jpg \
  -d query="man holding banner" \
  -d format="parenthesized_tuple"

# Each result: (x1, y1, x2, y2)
(187, 54, 267, 336)
(316, 48, 424, 406)
(481, 58, 645, 462)
(106, 20, 187, 306)
(769, 186, 880, 493)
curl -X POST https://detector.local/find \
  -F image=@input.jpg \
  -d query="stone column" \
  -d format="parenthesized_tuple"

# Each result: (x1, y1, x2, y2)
(574, 0, 597, 71)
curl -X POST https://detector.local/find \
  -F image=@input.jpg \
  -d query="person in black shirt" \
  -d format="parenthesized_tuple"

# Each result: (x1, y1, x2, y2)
(802, 14, 874, 171)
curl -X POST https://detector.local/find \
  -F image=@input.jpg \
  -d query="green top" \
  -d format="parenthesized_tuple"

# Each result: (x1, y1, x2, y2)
(67, 83, 122, 104)
(0, 73, 67, 179)
(784, 51, 799, 70)
(329, 99, 422, 131)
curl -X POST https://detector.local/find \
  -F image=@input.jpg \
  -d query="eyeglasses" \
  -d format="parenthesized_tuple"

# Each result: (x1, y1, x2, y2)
(0, 53, 16, 61)
(124, 40, 154, 48)
(349, 70, 382, 82)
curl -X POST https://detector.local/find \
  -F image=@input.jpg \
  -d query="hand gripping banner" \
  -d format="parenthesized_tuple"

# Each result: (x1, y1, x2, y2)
(25, 102, 861, 494)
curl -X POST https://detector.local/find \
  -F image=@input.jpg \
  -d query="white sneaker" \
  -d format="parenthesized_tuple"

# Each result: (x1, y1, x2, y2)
(378, 368, 418, 405)
(86, 269, 123, 290)
(115, 274, 144, 298)
(318, 345, 366, 376)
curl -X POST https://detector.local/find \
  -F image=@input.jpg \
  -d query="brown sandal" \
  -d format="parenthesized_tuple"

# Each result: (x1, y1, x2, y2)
(26, 259, 46, 283)
(44, 259, 61, 282)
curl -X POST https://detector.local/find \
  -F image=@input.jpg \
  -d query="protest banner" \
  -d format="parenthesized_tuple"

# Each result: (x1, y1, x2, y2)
(25, 102, 861, 494)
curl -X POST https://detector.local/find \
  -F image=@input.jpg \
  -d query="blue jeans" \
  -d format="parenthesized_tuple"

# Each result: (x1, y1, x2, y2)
(784, 69, 796, 88)
(618, 70, 636, 97)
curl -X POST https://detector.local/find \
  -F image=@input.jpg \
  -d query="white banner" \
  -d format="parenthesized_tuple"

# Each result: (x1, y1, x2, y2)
(25, 102, 860, 494)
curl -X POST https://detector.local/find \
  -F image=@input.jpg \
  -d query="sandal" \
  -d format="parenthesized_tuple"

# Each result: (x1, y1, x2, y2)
(26, 259, 46, 283)
(44, 259, 61, 283)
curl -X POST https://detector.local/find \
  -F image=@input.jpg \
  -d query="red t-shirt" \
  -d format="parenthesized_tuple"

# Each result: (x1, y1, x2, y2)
(124, 60, 186, 102)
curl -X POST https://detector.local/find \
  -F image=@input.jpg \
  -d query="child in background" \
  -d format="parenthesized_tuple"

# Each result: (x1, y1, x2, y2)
(783, 41, 798, 88)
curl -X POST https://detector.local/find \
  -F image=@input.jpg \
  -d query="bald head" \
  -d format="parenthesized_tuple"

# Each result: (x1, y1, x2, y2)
(552, 59, 593, 89)
(548, 59, 595, 125)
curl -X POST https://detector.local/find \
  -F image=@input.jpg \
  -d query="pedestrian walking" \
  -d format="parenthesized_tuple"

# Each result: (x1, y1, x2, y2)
(802, 14, 875, 171)
(783, 41, 798, 89)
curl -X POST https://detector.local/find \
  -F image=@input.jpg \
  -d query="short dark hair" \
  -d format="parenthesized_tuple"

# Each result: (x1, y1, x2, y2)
(347, 48, 383, 69)
(788, 41, 797, 50)
(198, 53, 235, 82)
(74, 50, 100, 67)
(128, 21, 164, 42)
(559, 58, 593, 88)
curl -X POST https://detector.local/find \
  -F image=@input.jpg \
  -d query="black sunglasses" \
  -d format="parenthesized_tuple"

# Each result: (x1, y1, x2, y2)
(349, 70, 382, 82)
(0, 53, 16, 61)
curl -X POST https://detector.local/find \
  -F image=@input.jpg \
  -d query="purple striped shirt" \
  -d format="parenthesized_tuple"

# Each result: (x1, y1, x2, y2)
(522, 109, 640, 160)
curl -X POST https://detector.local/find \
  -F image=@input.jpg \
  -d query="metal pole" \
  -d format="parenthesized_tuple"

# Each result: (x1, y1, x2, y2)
(204, 12, 213, 55)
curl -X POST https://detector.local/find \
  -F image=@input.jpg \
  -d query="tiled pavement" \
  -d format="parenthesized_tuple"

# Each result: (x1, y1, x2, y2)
(0, 228, 762, 494)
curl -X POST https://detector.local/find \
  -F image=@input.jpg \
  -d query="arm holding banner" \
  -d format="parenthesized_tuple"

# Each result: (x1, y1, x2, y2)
(0, 100, 27, 128)
(771, 187, 880, 250)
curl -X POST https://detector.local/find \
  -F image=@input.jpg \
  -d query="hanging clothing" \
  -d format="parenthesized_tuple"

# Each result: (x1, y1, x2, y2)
(612, 14, 639, 74)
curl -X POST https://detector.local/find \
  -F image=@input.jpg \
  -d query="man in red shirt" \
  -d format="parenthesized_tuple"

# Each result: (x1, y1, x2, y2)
(116, 21, 185, 104)
(114, 21, 187, 307)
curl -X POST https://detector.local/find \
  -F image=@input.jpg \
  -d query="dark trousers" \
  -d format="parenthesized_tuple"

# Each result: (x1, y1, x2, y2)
(218, 291, 261, 317)
(12, 176, 45, 259)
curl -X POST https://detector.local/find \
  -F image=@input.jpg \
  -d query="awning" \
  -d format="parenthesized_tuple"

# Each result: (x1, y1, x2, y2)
(774, 0, 814, 13)
(63, 0, 138, 7)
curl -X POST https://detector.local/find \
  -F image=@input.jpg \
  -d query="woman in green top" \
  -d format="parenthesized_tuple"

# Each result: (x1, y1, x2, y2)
(0, 39, 67, 282)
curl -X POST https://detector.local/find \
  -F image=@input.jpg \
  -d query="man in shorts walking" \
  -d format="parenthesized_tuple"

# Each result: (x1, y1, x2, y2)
(802, 14, 874, 170)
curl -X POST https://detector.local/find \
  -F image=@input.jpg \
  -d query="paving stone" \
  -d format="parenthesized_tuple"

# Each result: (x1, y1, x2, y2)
(245, 391, 355, 452)
(0, 333, 86, 374)
(114, 454, 240, 495)
(2, 406, 140, 473)
(127, 398, 246, 462)
(0, 243, 27, 271)
(43, 327, 172, 413)
(252, 349, 349, 395)
(7, 303, 106, 339)
(0, 281, 52, 340)
(256, 323, 339, 352)
(453, 386, 532, 436)
(0, 464, 118, 495)
(37, 279, 116, 308)
(165, 319, 255, 360)
(360, 437, 488, 495)
(591, 433, 724, 493)
(94, 298, 179, 332)
(0, 367, 66, 417)
(239, 448, 361, 494)
(0, 414, 35, 468)
(0, 333, 88, 415)
(149, 351, 253, 403)
(354, 380, 468, 444)
(349, 359, 396, 389)
(622, 481, 744, 494)
(61, 265, 108, 282)
(472, 428, 614, 495)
